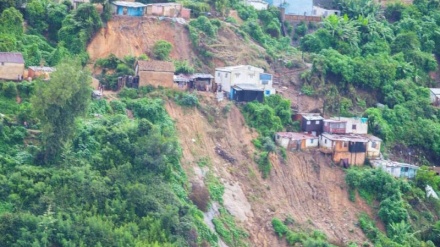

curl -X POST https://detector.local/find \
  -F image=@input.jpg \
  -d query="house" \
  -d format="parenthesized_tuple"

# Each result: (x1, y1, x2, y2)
(299, 113, 323, 136)
(275, 132, 318, 151)
(245, 0, 269, 10)
(335, 117, 368, 134)
(364, 134, 382, 159)
(174, 73, 215, 91)
(430, 88, 440, 106)
(135, 60, 175, 88)
(112, 1, 146, 16)
(230, 84, 264, 102)
(323, 119, 347, 134)
(312, 6, 340, 16)
(146, 3, 191, 19)
(319, 133, 368, 166)
(370, 160, 419, 179)
(27, 66, 56, 80)
(0, 52, 24, 81)
(323, 117, 368, 134)
(215, 65, 275, 96)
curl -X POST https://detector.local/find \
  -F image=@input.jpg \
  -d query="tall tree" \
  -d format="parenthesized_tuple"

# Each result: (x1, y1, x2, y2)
(32, 58, 92, 162)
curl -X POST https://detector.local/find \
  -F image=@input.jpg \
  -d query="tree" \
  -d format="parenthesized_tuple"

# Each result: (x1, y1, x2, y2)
(32, 59, 92, 162)
(26, 0, 48, 32)
(152, 40, 173, 60)
(0, 7, 24, 36)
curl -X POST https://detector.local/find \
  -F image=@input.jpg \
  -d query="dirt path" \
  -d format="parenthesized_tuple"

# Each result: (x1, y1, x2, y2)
(165, 96, 376, 246)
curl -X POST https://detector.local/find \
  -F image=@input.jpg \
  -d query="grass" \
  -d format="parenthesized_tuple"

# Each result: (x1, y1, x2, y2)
(213, 207, 249, 247)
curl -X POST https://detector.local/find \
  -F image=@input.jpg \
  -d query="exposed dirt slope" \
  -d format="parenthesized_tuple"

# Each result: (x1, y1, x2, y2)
(87, 16, 270, 71)
(87, 16, 194, 62)
(165, 94, 375, 246)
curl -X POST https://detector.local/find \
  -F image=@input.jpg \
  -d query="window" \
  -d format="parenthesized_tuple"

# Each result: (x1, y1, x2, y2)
(315, 120, 320, 124)
(401, 167, 409, 172)
(225, 73, 228, 78)
(310, 139, 314, 144)
(1, 62, 3, 66)
(352, 124, 357, 129)
(217, 72, 220, 76)
(343, 142, 347, 147)
(325, 139, 327, 144)
(307, 121, 311, 125)
(371, 142, 377, 148)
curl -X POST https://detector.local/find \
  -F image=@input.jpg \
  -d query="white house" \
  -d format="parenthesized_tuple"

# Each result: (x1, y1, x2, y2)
(312, 6, 340, 17)
(330, 117, 368, 134)
(215, 65, 275, 96)
(244, 0, 268, 10)
(370, 160, 419, 179)
(275, 132, 318, 151)
(430, 88, 440, 106)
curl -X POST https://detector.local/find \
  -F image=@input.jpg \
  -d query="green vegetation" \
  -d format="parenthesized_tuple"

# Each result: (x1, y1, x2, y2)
(32, 59, 91, 162)
(152, 40, 173, 60)
(272, 217, 336, 246)
(0, 82, 221, 246)
(346, 167, 440, 246)
(242, 94, 292, 177)
(300, 0, 440, 163)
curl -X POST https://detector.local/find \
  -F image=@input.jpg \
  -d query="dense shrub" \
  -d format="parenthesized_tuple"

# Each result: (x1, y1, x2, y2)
(152, 40, 173, 60)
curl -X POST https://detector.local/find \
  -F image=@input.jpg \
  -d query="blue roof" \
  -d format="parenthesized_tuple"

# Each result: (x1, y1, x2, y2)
(112, 1, 146, 8)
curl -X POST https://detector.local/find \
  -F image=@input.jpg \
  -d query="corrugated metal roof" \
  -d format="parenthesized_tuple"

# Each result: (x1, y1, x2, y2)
(430, 88, 440, 95)
(146, 2, 182, 6)
(321, 133, 368, 142)
(29, 66, 56, 72)
(302, 113, 323, 121)
(233, 83, 264, 91)
(192, 73, 213, 79)
(137, 60, 174, 72)
(276, 132, 317, 140)
(0, 52, 24, 64)
(112, 1, 146, 7)
(370, 160, 418, 169)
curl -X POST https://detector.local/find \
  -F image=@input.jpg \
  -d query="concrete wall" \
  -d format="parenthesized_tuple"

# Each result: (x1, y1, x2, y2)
(284, 14, 322, 22)
(342, 118, 368, 134)
(366, 141, 381, 159)
(181, 8, 191, 19)
(275, 135, 290, 149)
(312, 6, 340, 17)
(216, 66, 264, 93)
(305, 138, 319, 148)
(138, 71, 174, 88)
(333, 151, 365, 166)
(319, 135, 333, 149)
(0, 62, 24, 81)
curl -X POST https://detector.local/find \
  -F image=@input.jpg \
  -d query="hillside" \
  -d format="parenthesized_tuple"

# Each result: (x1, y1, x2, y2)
(87, 16, 270, 71)
(165, 95, 375, 246)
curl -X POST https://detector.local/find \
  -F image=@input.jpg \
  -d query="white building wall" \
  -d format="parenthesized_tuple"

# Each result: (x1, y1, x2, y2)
(306, 138, 319, 148)
(312, 6, 340, 17)
(275, 135, 290, 149)
(337, 117, 368, 134)
(366, 141, 381, 158)
(319, 135, 333, 149)
(215, 70, 232, 93)
(216, 65, 264, 93)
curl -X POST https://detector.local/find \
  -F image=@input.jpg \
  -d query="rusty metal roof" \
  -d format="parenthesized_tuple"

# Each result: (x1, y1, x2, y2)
(0, 52, 24, 64)
(276, 132, 318, 140)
